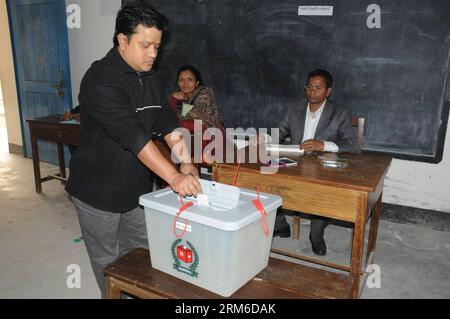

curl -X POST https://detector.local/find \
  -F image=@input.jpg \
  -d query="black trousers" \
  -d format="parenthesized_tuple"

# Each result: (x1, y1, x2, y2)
(276, 210, 329, 243)
(309, 216, 330, 244)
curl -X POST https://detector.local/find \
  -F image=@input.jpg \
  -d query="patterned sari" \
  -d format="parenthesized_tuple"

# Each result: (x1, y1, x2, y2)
(170, 85, 224, 131)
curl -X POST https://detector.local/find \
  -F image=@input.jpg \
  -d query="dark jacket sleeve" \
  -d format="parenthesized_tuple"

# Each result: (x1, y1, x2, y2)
(80, 81, 152, 156)
(334, 107, 357, 153)
(152, 104, 180, 139)
(278, 106, 292, 143)
(151, 74, 180, 139)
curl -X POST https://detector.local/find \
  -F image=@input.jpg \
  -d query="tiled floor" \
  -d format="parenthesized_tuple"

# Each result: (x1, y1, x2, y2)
(0, 151, 449, 299)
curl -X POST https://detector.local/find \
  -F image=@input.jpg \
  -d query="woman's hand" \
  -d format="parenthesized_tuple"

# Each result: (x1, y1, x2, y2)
(169, 173, 202, 196)
(249, 134, 271, 146)
(172, 91, 185, 100)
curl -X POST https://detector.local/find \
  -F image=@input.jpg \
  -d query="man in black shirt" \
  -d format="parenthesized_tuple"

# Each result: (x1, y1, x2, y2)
(66, 2, 201, 297)
(62, 106, 80, 155)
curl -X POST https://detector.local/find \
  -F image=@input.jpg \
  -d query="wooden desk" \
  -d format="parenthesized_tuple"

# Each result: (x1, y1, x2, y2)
(26, 115, 178, 193)
(27, 115, 80, 193)
(213, 151, 391, 298)
(104, 248, 352, 299)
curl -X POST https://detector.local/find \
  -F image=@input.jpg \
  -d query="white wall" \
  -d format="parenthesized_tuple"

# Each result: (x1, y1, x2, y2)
(0, 0, 22, 147)
(64, 1, 450, 214)
(384, 118, 450, 213)
(65, 0, 121, 107)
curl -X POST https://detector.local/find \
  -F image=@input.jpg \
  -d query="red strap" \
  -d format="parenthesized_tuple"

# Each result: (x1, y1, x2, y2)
(252, 187, 270, 237)
(233, 163, 241, 187)
(173, 195, 194, 239)
(234, 164, 268, 236)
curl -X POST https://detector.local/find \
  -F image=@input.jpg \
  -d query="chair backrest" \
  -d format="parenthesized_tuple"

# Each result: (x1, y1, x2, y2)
(352, 117, 365, 153)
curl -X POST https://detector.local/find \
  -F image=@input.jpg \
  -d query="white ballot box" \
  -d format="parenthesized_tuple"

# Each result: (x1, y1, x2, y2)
(139, 179, 282, 297)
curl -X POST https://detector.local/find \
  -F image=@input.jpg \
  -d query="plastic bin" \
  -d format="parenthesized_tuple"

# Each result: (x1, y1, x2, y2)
(139, 179, 282, 297)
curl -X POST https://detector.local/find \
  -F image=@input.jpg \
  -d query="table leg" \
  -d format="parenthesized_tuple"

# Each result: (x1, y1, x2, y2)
(292, 215, 300, 240)
(106, 276, 122, 299)
(366, 194, 382, 266)
(349, 196, 367, 298)
(57, 143, 66, 184)
(30, 128, 42, 193)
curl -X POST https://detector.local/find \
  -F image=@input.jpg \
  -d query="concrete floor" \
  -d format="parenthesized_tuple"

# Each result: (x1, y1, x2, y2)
(0, 149, 449, 299)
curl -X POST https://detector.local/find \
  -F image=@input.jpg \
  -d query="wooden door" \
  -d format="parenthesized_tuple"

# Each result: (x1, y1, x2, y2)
(7, 0, 72, 163)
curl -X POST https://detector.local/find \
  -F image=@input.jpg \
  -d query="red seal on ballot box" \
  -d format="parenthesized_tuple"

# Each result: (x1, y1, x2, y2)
(172, 239, 199, 278)
(177, 246, 193, 264)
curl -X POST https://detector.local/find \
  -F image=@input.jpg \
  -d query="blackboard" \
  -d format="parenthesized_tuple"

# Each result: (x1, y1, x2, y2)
(127, 0, 450, 163)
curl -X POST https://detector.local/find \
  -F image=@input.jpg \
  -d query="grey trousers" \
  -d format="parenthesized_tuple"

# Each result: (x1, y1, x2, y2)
(71, 197, 148, 298)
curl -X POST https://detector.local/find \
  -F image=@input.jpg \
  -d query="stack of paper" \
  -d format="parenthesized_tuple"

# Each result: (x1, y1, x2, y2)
(265, 144, 305, 156)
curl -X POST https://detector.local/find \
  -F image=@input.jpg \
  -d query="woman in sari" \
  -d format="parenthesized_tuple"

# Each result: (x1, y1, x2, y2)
(170, 65, 225, 134)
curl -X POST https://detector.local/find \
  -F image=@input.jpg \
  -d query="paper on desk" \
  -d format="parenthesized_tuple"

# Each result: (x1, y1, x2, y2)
(60, 119, 80, 124)
(265, 144, 305, 155)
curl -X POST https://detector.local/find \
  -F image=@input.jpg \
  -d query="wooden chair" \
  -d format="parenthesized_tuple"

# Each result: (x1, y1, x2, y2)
(352, 117, 365, 154)
(291, 116, 365, 240)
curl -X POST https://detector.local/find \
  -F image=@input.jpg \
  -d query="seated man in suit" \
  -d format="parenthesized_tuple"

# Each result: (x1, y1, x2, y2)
(274, 69, 356, 256)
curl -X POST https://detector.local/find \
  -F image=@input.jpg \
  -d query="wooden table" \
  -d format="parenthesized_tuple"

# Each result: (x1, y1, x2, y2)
(26, 115, 178, 193)
(27, 115, 80, 193)
(104, 248, 352, 299)
(213, 151, 391, 298)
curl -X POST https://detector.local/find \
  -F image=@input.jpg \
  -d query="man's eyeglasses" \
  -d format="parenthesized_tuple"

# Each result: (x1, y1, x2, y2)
(304, 84, 327, 91)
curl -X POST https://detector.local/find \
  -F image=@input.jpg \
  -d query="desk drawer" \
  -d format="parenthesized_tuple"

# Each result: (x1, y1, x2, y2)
(214, 165, 363, 223)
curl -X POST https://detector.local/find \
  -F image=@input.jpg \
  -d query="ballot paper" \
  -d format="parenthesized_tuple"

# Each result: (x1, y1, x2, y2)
(183, 179, 240, 210)
(265, 144, 305, 156)
(181, 102, 194, 117)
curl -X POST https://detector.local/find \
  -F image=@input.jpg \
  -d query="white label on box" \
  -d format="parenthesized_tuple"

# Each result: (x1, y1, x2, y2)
(176, 221, 192, 233)
(298, 6, 334, 16)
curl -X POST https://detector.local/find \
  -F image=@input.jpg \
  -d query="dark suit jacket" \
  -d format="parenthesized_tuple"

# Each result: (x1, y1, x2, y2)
(278, 99, 356, 153)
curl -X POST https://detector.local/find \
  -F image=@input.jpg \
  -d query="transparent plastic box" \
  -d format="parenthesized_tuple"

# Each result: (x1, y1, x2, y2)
(139, 180, 282, 297)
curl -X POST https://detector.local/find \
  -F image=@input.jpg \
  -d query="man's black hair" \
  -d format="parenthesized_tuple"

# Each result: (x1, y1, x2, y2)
(113, 1, 169, 46)
(307, 69, 333, 88)
(177, 65, 204, 86)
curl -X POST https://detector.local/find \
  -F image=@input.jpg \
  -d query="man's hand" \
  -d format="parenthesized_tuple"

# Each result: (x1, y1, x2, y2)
(300, 139, 324, 153)
(169, 173, 202, 197)
(249, 134, 271, 147)
(180, 163, 199, 177)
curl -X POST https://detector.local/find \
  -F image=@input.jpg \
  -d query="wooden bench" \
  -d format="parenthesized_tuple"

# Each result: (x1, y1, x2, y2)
(104, 248, 353, 299)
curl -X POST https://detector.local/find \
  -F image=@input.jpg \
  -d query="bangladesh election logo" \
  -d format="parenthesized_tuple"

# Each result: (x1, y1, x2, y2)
(171, 239, 199, 278)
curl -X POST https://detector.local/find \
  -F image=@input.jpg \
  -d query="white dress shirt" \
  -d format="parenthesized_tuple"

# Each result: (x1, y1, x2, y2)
(302, 100, 339, 152)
